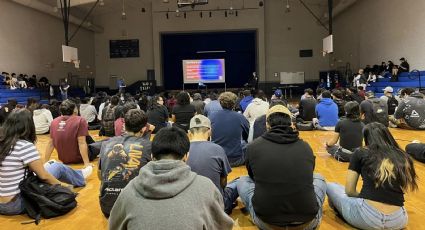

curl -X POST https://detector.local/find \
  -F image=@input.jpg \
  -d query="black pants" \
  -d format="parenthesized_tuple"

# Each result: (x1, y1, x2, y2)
(406, 143, 425, 163)
(86, 135, 98, 161)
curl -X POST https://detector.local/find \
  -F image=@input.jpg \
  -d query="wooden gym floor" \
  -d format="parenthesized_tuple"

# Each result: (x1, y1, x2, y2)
(1, 129, 425, 230)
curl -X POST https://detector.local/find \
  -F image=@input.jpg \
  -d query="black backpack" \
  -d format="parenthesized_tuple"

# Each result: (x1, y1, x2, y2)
(369, 98, 389, 126)
(387, 96, 399, 115)
(102, 105, 116, 137)
(19, 170, 78, 225)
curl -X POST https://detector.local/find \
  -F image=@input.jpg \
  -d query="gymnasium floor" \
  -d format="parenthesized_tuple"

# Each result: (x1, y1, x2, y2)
(1, 129, 425, 230)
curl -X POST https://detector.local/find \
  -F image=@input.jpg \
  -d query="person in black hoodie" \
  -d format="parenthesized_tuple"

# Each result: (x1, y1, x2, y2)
(237, 105, 327, 230)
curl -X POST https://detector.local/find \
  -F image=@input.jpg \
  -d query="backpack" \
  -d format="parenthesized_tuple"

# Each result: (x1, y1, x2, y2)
(19, 170, 77, 225)
(102, 105, 116, 137)
(387, 96, 398, 115)
(368, 98, 389, 126)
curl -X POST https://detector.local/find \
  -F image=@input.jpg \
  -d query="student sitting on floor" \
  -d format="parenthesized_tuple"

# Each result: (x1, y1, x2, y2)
(147, 95, 169, 134)
(380, 86, 398, 116)
(187, 115, 238, 214)
(252, 100, 287, 140)
(360, 91, 389, 126)
(0, 109, 91, 215)
(171, 91, 196, 132)
(102, 96, 120, 137)
(331, 89, 347, 118)
(313, 90, 339, 131)
(98, 109, 152, 217)
(390, 91, 425, 130)
(243, 93, 269, 125)
(210, 92, 249, 167)
(297, 88, 317, 123)
(237, 105, 327, 230)
(406, 141, 425, 163)
(239, 90, 254, 113)
(113, 102, 138, 136)
(79, 97, 98, 127)
(204, 92, 222, 118)
(327, 122, 418, 230)
(0, 99, 17, 126)
(108, 127, 234, 230)
(44, 100, 97, 165)
(325, 101, 364, 162)
(29, 102, 53, 135)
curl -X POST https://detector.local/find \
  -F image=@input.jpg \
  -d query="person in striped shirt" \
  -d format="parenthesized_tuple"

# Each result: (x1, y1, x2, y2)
(0, 109, 92, 215)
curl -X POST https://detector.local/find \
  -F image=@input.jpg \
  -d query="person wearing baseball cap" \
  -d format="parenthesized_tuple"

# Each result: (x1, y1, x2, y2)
(380, 86, 399, 115)
(187, 115, 238, 214)
(237, 105, 326, 230)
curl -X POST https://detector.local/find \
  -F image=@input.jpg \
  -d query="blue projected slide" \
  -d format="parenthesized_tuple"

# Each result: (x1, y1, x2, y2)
(183, 59, 225, 83)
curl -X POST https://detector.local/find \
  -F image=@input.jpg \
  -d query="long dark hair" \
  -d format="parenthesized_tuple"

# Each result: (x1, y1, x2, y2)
(363, 122, 418, 192)
(0, 109, 37, 165)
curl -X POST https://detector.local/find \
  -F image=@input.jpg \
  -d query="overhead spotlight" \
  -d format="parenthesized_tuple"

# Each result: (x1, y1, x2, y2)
(121, 11, 127, 20)
(209, 11, 212, 17)
(99, 0, 105, 6)
(166, 12, 169, 19)
(285, 0, 291, 13)
(200, 12, 203, 18)
(175, 9, 181, 17)
(235, 11, 238, 17)
(225, 11, 228, 17)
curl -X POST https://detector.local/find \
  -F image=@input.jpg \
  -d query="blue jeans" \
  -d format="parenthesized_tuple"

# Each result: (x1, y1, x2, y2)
(326, 183, 408, 230)
(44, 162, 86, 187)
(0, 194, 24, 215)
(237, 174, 326, 230)
(223, 179, 239, 214)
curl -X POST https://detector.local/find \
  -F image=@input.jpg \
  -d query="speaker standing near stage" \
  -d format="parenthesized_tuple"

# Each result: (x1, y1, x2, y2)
(249, 72, 259, 91)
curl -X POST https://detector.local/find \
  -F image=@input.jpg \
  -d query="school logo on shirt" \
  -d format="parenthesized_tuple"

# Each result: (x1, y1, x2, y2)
(411, 110, 420, 118)
(58, 120, 67, 131)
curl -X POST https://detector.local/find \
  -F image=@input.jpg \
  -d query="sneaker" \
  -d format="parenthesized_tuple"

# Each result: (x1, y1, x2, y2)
(81, 165, 93, 179)
(43, 159, 57, 168)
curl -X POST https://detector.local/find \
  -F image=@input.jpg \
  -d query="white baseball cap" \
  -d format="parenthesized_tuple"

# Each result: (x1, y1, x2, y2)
(383, 86, 394, 93)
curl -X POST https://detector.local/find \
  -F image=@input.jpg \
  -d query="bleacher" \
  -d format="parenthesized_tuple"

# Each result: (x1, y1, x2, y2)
(0, 84, 49, 105)
(368, 71, 425, 97)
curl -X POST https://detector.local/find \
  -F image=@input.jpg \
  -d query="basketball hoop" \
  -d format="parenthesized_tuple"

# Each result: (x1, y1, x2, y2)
(71, 59, 80, 69)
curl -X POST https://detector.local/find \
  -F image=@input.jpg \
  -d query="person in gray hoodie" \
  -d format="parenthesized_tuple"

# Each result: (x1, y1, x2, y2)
(109, 126, 234, 230)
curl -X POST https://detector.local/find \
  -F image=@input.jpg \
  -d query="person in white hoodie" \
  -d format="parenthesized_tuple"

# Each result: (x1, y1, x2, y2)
(243, 94, 269, 124)
(79, 97, 98, 125)
(31, 103, 53, 134)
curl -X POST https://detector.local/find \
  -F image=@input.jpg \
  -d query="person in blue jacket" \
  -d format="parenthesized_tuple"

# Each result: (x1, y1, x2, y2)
(239, 90, 254, 112)
(313, 90, 339, 131)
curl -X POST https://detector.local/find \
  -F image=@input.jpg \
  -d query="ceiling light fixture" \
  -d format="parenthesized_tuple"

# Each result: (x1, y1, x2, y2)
(121, 0, 127, 20)
(285, 0, 291, 13)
